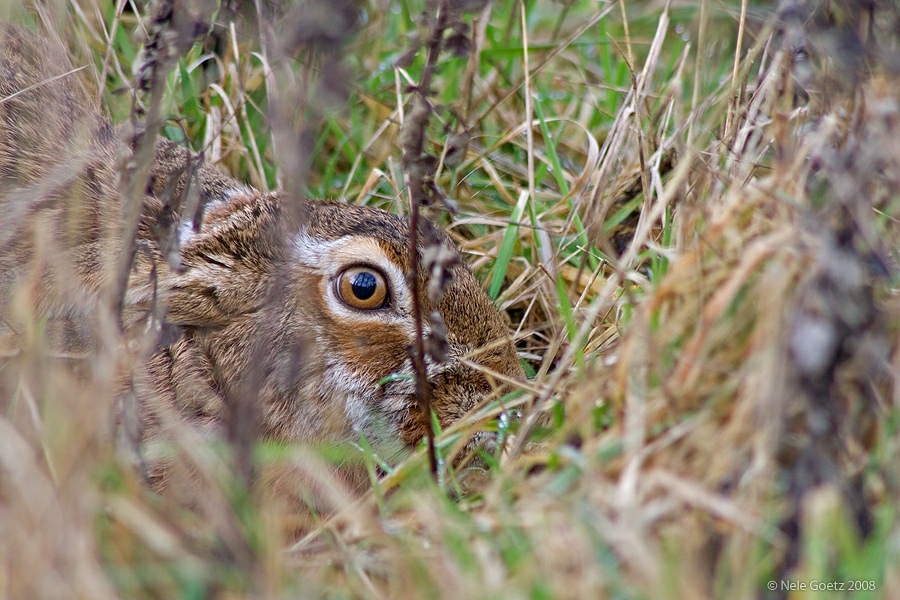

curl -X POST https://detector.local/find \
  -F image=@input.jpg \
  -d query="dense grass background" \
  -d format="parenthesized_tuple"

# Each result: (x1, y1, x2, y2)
(1, 0, 899, 598)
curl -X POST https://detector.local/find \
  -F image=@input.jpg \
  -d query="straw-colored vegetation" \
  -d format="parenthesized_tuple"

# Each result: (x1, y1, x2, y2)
(2, 0, 899, 598)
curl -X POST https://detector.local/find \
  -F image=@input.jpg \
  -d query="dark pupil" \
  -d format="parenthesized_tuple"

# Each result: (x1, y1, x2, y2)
(351, 272, 377, 300)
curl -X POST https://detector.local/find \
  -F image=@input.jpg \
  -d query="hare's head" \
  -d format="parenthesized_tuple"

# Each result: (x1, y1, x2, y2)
(136, 186, 524, 462)
(288, 202, 524, 451)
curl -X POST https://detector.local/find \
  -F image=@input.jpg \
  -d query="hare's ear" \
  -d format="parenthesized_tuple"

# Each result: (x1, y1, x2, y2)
(131, 190, 287, 327)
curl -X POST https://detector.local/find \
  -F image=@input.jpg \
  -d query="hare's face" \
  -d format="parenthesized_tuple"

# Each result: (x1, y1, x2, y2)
(274, 202, 524, 453)
(150, 195, 523, 458)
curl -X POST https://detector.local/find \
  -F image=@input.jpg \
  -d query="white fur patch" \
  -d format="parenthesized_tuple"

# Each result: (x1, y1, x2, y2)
(323, 357, 404, 456)
(177, 187, 248, 245)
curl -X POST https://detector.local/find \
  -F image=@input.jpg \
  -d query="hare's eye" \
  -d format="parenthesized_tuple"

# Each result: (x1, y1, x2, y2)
(337, 267, 388, 310)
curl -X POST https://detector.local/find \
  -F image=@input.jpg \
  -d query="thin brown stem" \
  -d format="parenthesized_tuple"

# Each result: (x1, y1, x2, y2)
(112, 80, 166, 328)
(402, 0, 454, 481)
(407, 202, 438, 479)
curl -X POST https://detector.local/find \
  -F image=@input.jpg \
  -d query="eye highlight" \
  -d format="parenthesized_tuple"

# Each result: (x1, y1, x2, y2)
(336, 266, 389, 310)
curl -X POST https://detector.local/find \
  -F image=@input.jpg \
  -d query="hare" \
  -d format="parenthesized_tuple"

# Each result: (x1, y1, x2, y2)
(0, 24, 524, 482)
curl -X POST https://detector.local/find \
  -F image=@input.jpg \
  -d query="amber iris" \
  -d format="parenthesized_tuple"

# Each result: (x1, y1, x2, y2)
(337, 267, 388, 309)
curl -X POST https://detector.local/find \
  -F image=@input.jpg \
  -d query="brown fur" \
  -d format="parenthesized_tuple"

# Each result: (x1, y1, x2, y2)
(0, 24, 523, 483)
